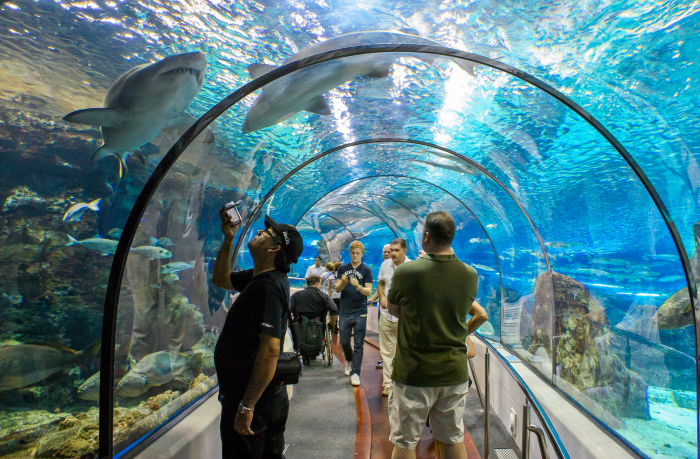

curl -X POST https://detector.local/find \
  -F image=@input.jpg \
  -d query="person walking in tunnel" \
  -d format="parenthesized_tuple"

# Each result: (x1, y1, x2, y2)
(369, 243, 391, 369)
(290, 274, 339, 348)
(212, 208, 304, 459)
(305, 255, 325, 278)
(387, 211, 488, 459)
(336, 241, 373, 386)
(377, 238, 411, 396)
(320, 262, 340, 333)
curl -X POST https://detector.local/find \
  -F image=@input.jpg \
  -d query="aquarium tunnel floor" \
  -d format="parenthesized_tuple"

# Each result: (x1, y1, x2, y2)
(283, 331, 519, 459)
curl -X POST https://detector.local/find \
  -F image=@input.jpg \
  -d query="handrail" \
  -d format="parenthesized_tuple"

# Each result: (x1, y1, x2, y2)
(528, 425, 551, 459)
(476, 333, 570, 459)
(557, 312, 696, 365)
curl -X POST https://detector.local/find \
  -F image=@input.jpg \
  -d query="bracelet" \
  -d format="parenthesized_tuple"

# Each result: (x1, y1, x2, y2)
(238, 402, 254, 414)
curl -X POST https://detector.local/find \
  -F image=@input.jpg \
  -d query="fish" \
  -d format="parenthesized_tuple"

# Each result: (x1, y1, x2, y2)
(131, 246, 172, 260)
(77, 372, 101, 401)
(412, 159, 478, 176)
(472, 263, 495, 272)
(242, 30, 477, 133)
(62, 198, 102, 222)
(150, 237, 176, 247)
(63, 52, 207, 176)
(116, 351, 202, 397)
(1, 292, 22, 305)
(107, 228, 123, 239)
(478, 320, 496, 335)
(66, 234, 119, 256)
(486, 224, 497, 229)
(470, 238, 489, 244)
(158, 261, 195, 275)
(0, 341, 100, 392)
(643, 254, 680, 262)
(163, 273, 180, 285)
(659, 275, 685, 282)
(545, 242, 571, 249)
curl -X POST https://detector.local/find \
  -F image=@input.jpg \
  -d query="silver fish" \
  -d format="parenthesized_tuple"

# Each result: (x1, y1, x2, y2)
(158, 261, 195, 274)
(412, 159, 478, 176)
(77, 372, 101, 401)
(107, 228, 123, 239)
(131, 246, 172, 260)
(66, 235, 119, 256)
(242, 30, 476, 133)
(0, 341, 100, 392)
(63, 52, 207, 177)
(62, 198, 101, 222)
(117, 351, 202, 397)
(472, 263, 495, 272)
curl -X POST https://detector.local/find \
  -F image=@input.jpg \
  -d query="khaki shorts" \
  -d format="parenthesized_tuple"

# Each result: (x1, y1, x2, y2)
(389, 380, 469, 450)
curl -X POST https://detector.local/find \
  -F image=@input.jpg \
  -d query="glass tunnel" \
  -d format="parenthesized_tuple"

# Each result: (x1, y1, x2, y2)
(0, 0, 698, 458)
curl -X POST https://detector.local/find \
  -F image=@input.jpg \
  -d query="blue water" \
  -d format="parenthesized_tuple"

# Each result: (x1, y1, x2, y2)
(0, 0, 699, 457)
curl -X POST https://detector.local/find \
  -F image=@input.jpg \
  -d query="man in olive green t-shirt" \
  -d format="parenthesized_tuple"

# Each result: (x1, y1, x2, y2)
(387, 211, 488, 459)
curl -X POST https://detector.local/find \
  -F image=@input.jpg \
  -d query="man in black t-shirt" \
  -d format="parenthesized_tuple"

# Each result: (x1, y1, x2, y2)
(335, 241, 373, 386)
(212, 210, 304, 459)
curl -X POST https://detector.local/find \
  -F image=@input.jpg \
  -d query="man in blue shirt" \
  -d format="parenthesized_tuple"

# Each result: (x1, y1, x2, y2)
(335, 241, 373, 386)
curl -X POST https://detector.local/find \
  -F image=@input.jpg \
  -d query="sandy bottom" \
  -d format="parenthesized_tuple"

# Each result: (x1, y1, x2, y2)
(617, 387, 697, 459)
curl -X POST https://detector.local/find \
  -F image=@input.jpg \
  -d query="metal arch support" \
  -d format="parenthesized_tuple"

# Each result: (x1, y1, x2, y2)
(239, 139, 552, 278)
(99, 43, 690, 458)
(323, 192, 425, 225)
(314, 203, 401, 240)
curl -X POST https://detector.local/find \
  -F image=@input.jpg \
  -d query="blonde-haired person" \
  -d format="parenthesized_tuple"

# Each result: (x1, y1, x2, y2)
(335, 241, 373, 386)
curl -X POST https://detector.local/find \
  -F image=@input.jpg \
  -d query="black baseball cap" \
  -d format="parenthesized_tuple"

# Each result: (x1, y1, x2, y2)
(264, 215, 304, 264)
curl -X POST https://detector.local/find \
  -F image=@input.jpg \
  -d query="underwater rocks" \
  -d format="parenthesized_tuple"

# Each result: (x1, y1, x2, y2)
(0, 410, 67, 456)
(655, 287, 693, 330)
(530, 272, 650, 420)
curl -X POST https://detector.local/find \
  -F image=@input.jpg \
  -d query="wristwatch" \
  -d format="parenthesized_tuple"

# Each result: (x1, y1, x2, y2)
(238, 402, 254, 414)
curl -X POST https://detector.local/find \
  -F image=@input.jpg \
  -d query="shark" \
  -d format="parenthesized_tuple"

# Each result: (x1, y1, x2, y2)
(242, 30, 477, 133)
(63, 52, 207, 176)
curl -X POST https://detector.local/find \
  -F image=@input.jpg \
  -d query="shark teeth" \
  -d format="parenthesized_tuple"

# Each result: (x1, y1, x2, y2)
(163, 67, 201, 80)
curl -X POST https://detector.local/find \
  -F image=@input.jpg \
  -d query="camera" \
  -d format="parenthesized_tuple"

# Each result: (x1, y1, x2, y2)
(221, 201, 242, 226)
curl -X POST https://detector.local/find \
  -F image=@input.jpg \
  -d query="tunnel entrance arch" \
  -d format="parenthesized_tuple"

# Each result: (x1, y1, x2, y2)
(100, 44, 696, 458)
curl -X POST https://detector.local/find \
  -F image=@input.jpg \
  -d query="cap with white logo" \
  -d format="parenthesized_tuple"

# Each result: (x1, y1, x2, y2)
(264, 215, 304, 264)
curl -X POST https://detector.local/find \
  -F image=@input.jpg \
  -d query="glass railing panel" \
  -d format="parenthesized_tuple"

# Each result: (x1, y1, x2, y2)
(111, 132, 222, 456)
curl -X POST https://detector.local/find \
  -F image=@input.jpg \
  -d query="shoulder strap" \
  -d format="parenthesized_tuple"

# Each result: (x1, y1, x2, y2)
(283, 296, 299, 349)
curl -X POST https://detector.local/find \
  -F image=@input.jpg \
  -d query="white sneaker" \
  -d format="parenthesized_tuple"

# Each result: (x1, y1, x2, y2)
(350, 374, 361, 386)
(345, 364, 351, 376)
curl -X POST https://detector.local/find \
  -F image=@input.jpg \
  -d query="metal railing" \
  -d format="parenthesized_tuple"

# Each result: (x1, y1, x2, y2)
(475, 333, 569, 459)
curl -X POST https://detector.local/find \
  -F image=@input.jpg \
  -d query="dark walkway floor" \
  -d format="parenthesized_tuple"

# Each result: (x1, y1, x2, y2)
(286, 330, 520, 458)
(285, 347, 357, 459)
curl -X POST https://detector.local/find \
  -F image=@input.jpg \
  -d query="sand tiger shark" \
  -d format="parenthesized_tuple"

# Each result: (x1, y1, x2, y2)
(242, 30, 477, 133)
(63, 52, 207, 176)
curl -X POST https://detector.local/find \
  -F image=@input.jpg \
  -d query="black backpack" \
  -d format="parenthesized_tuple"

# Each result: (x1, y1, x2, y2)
(291, 316, 324, 358)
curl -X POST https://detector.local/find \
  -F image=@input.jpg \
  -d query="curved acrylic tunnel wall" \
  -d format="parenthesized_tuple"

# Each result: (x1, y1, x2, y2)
(1, 1, 699, 459)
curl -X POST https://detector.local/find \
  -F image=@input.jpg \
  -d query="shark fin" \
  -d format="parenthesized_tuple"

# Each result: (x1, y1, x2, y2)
(364, 65, 393, 78)
(398, 28, 421, 36)
(248, 63, 277, 80)
(453, 59, 476, 77)
(91, 145, 115, 163)
(305, 96, 331, 115)
(63, 107, 124, 127)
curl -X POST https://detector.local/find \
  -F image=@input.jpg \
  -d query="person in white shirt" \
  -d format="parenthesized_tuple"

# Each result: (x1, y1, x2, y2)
(369, 244, 391, 369)
(305, 256, 325, 278)
(377, 238, 411, 396)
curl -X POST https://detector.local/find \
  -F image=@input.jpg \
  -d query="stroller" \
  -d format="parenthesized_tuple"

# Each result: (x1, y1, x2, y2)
(291, 313, 333, 366)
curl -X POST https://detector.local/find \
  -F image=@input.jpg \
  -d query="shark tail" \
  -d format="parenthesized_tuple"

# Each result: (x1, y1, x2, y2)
(66, 234, 80, 247)
(87, 198, 102, 212)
